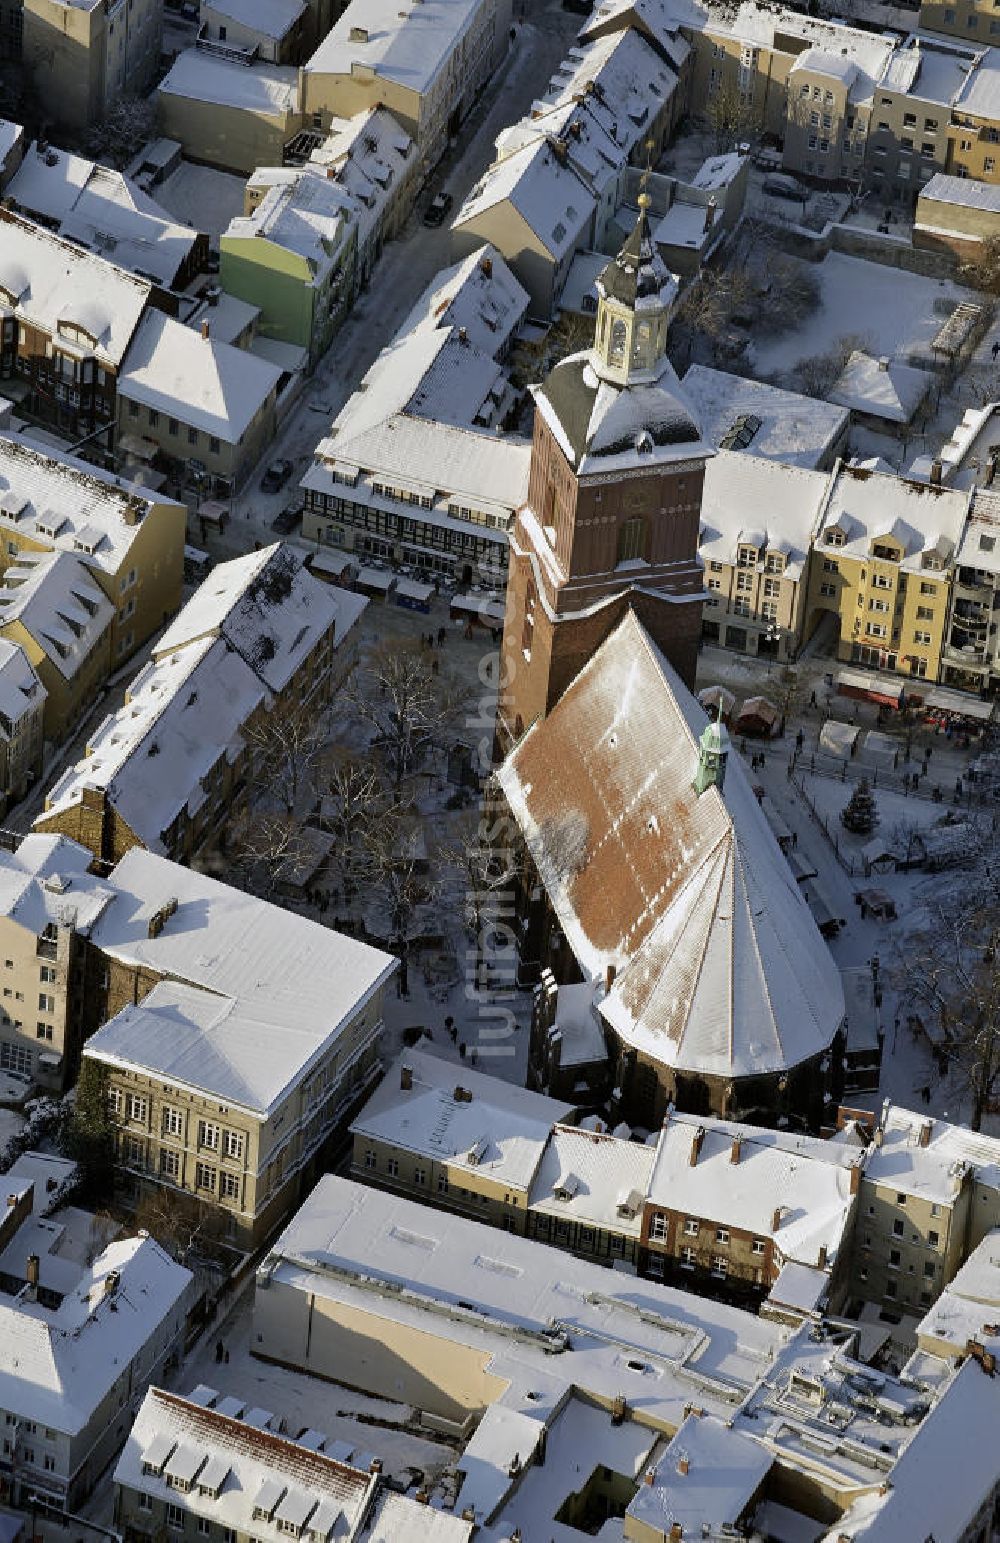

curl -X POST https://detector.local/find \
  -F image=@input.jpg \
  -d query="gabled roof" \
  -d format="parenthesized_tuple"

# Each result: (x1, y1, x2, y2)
(454, 137, 595, 264)
(119, 310, 281, 443)
(0, 550, 114, 680)
(152, 544, 350, 695)
(398, 245, 529, 357)
(0, 210, 151, 367)
(497, 612, 845, 1079)
(0, 638, 45, 734)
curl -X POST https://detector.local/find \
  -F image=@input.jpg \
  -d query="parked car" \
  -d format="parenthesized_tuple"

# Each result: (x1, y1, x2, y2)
(272, 503, 300, 535)
(260, 458, 294, 493)
(423, 192, 453, 228)
(762, 174, 806, 201)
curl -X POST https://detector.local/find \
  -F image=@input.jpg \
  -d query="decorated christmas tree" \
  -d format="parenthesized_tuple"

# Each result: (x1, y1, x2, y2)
(841, 778, 879, 835)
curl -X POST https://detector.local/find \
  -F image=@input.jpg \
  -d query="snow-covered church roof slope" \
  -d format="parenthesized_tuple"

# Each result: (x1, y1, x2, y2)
(496, 612, 844, 1080)
(533, 349, 706, 473)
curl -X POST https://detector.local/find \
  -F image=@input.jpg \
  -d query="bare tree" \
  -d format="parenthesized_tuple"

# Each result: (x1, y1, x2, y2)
(672, 266, 755, 367)
(231, 809, 320, 898)
(789, 331, 875, 399)
(366, 812, 441, 995)
(440, 810, 528, 988)
(348, 642, 466, 791)
(961, 235, 1000, 295)
(244, 697, 330, 816)
(321, 752, 399, 903)
(86, 94, 158, 168)
(896, 880, 1000, 1130)
(703, 82, 763, 153)
(135, 1184, 212, 1264)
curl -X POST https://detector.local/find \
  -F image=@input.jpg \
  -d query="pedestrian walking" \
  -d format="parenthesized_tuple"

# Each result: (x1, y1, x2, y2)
(992, 340, 1000, 362)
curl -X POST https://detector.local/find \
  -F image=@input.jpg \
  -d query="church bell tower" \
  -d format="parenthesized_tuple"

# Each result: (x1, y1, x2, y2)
(496, 195, 713, 755)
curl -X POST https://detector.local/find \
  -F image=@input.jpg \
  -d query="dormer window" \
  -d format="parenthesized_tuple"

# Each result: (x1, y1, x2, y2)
(871, 543, 899, 562)
(764, 553, 785, 574)
(825, 528, 846, 547)
(737, 545, 757, 568)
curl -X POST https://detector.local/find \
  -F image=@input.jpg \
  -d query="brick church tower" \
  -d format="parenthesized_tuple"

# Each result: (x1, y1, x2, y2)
(496, 196, 711, 754)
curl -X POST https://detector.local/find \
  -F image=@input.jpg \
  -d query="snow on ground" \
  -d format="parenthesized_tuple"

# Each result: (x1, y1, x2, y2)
(750, 253, 966, 376)
(0, 1107, 25, 1151)
(180, 1284, 456, 1487)
(156, 161, 248, 241)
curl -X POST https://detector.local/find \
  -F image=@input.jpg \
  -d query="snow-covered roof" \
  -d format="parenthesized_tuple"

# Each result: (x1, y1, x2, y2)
(183, 291, 260, 347)
(682, 365, 848, 470)
(360, 1492, 473, 1542)
(865, 1103, 1000, 1205)
(153, 544, 351, 695)
(534, 348, 708, 474)
(953, 47, 1000, 122)
(158, 49, 300, 117)
(119, 311, 281, 444)
(455, 137, 596, 265)
(304, 0, 487, 94)
(919, 171, 1000, 215)
(41, 636, 268, 850)
(258, 1175, 789, 1433)
(830, 350, 933, 425)
(224, 174, 353, 278)
(647, 1110, 860, 1269)
(821, 1346, 1000, 1542)
(0, 551, 114, 680)
(496, 612, 846, 1079)
(496, 96, 628, 204)
(916, 1230, 1000, 1355)
(0, 638, 44, 734)
(8, 145, 199, 289)
(202, 0, 305, 39)
(0, 833, 112, 936)
(351, 1048, 573, 1192)
(820, 464, 968, 574)
(0, 1232, 190, 1436)
(700, 452, 831, 576)
(305, 324, 530, 518)
(399, 246, 529, 358)
(304, 106, 414, 251)
(0, 435, 173, 577)
(527, 1123, 657, 1238)
(956, 494, 1000, 574)
(700, 2, 895, 96)
(92, 977, 385, 1116)
(539, 27, 678, 159)
(116, 1388, 376, 1538)
(628, 1413, 771, 1538)
(884, 38, 978, 108)
(0, 211, 151, 367)
(86, 847, 396, 1090)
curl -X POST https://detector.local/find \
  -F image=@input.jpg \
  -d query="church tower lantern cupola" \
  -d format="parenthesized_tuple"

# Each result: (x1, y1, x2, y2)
(592, 192, 678, 389)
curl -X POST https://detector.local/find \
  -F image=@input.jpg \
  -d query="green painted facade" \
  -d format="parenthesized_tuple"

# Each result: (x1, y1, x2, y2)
(220, 223, 357, 369)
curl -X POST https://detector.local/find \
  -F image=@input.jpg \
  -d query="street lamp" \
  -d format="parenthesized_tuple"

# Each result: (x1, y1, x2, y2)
(763, 621, 781, 674)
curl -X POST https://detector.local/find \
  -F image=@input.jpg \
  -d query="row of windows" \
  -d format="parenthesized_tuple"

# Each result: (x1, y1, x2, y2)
(112, 1093, 244, 1160)
(648, 1213, 768, 1252)
(125, 400, 222, 455)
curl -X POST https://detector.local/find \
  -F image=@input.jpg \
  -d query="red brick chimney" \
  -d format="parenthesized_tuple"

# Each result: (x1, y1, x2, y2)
(690, 1127, 705, 1166)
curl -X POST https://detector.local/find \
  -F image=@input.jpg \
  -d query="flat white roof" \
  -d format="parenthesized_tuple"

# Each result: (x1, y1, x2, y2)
(158, 49, 300, 117)
(305, 0, 487, 95)
(203, 0, 305, 39)
(257, 1175, 790, 1433)
(920, 171, 1000, 215)
(683, 365, 848, 470)
(865, 1102, 1000, 1204)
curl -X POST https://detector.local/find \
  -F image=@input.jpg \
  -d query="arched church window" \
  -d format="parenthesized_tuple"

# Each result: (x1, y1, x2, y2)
(608, 317, 627, 366)
(631, 320, 653, 367)
(522, 581, 537, 658)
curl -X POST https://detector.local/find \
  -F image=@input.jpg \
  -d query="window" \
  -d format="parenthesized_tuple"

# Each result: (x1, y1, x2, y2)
(914, 631, 932, 646)
(929, 1229, 940, 1246)
(148, 408, 159, 428)
(921, 580, 938, 594)
(916, 605, 934, 620)
(752, 1239, 766, 1254)
(617, 517, 648, 564)
(138, 1494, 152, 1513)
(160, 1149, 180, 1179)
(437, 1173, 449, 1194)
(885, 1280, 898, 1299)
(127, 400, 139, 419)
(187, 426, 198, 446)
(108, 1088, 123, 1117)
(716, 1227, 730, 1244)
(414, 1165, 427, 1186)
(209, 437, 221, 454)
(763, 577, 781, 597)
(35, 1023, 52, 1041)
(923, 1260, 935, 1278)
(893, 1218, 904, 1236)
(38, 966, 55, 984)
(221, 1172, 240, 1200)
(711, 1255, 728, 1277)
(364, 1150, 376, 1170)
(223, 1129, 243, 1161)
(650, 1213, 667, 1241)
(736, 572, 753, 592)
(198, 1521, 211, 1537)
(198, 1120, 219, 1150)
(127, 1093, 146, 1122)
(680, 1246, 695, 1267)
(162, 1107, 182, 1138)
(889, 1248, 901, 1268)
(195, 1162, 216, 1192)
(167, 1505, 185, 1531)
(37, 993, 54, 1013)
(386, 1157, 399, 1178)
(683, 1218, 699, 1236)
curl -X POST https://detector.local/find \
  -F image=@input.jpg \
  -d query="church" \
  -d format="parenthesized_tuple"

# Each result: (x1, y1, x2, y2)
(493, 199, 846, 1129)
